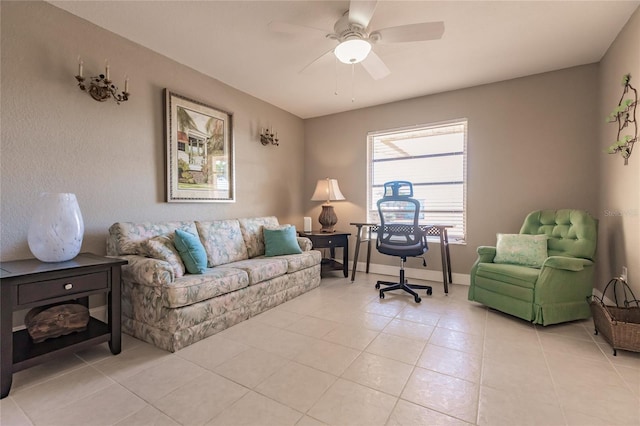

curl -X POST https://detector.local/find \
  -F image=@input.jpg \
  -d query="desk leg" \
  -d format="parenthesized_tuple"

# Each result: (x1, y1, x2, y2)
(1, 284, 13, 398)
(351, 227, 362, 282)
(444, 229, 452, 285)
(439, 233, 449, 294)
(365, 228, 372, 273)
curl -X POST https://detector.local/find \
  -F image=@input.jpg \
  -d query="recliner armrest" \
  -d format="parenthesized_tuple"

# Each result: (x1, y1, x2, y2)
(476, 246, 496, 263)
(542, 256, 593, 272)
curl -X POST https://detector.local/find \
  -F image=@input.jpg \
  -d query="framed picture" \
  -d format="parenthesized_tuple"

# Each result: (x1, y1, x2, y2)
(165, 90, 235, 202)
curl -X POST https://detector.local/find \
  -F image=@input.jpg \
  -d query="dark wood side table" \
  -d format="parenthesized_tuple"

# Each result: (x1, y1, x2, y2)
(0, 253, 127, 399)
(298, 231, 350, 278)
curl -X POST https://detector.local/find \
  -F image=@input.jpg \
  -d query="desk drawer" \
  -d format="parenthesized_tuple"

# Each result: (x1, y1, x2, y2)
(18, 271, 109, 305)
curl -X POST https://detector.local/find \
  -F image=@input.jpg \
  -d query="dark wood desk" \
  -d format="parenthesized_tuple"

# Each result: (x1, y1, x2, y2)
(298, 231, 350, 278)
(350, 223, 453, 293)
(0, 253, 127, 399)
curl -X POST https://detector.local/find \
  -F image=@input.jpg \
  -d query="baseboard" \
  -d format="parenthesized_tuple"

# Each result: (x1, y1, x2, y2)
(591, 286, 618, 306)
(353, 261, 470, 286)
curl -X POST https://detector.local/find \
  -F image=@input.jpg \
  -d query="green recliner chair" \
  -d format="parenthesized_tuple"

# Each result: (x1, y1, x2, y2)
(468, 209, 598, 326)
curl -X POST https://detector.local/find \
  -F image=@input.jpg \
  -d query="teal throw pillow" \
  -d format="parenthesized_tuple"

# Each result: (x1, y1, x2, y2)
(174, 229, 208, 274)
(494, 233, 548, 268)
(264, 226, 302, 257)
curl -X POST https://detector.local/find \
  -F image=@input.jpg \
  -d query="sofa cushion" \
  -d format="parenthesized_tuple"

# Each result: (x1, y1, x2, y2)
(238, 216, 280, 258)
(221, 258, 288, 285)
(196, 220, 249, 266)
(494, 233, 548, 268)
(264, 226, 303, 257)
(108, 221, 198, 255)
(174, 229, 208, 274)
(142, 234, 185, 278)
(279, 250, 323, 273)
(161, 267, 249, 309)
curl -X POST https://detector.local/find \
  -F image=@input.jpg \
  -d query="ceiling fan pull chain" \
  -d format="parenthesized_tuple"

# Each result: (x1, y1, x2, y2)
(351, 63, 355, 103)
(334, 56, 339, 96)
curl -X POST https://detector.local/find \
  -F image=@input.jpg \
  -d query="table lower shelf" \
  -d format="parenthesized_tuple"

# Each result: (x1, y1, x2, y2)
(320, 258, 348, 277)
(13, 317, 110, 372)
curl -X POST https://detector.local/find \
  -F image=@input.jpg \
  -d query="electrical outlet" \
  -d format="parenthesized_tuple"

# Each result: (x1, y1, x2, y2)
(621, 266, 628, 282)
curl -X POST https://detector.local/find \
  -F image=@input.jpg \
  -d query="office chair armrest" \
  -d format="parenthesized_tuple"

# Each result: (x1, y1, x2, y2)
(542, 256, 593, 272)
(476, 246, 496, 263)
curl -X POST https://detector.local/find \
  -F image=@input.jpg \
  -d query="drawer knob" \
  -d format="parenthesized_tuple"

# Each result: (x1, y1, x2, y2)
(64, 283, 73, 290)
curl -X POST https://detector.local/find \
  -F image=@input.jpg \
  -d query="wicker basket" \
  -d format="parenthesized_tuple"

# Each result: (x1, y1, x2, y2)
(589, 277, 640, 355)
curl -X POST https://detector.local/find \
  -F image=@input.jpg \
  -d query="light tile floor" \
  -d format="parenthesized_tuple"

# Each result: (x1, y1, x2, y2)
(2, 274, 639, 426)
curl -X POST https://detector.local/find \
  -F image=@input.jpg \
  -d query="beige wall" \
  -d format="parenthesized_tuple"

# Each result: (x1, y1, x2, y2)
(597, 8, 640, 296)
(2, 1, 636, 296)
(1, 1, 306, 262)
(304, 65, 600, 278)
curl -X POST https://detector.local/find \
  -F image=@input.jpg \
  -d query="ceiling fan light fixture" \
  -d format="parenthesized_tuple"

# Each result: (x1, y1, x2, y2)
(334, 38, 371, 64)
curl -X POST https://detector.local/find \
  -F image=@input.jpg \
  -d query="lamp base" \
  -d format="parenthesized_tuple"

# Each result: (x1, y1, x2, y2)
(318, 204, 338, 233)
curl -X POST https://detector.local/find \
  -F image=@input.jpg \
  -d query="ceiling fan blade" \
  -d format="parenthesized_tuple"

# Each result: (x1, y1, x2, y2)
(299, 47, 336, 74)
(348, 0, 377, 28)
(361, 51, 390, 80)
(372, 22, 445, 44)
(268, 21, 328, 36)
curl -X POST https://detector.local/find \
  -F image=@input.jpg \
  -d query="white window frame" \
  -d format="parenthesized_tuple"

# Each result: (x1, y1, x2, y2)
(366, 119, 468, 244)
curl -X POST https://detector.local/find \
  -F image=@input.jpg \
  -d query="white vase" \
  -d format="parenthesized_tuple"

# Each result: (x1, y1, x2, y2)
(27, 193, 84, 262)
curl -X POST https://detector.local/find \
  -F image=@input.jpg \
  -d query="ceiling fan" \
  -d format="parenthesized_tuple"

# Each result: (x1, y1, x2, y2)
(269, 0, 445, 80)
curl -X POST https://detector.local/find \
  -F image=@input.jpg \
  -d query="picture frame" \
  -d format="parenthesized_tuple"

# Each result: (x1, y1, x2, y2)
(165, 89, 235, 202)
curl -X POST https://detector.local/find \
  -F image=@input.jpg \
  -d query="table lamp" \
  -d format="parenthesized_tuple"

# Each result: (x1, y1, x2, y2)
(311, 178, 345, 232)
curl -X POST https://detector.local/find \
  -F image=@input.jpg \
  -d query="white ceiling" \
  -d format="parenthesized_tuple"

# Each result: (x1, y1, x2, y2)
(49, 1, 639, 119)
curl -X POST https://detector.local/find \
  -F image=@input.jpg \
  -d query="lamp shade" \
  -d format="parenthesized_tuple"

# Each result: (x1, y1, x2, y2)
(311, 178, 346, 203)
(334, 39, 372, 64)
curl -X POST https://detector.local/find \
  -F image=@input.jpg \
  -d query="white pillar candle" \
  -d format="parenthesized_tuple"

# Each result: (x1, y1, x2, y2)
(304, 217, 312, 232)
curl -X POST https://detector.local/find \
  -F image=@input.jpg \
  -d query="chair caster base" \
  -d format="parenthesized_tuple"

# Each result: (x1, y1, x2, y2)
(375, 280, 432, 303)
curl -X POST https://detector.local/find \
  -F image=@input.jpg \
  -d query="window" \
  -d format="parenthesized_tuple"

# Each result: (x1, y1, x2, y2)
(367, 120, 467, 243)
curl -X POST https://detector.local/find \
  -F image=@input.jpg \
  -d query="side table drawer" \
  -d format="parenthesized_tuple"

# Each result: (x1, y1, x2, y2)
(18, 271, 109, 305)
(310, 235, 345, 248)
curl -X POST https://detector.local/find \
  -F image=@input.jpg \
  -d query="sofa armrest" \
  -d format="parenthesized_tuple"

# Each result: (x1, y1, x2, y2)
(120, 254, 174, 287)
(297, 237, 313, 252)
(542, 256, 593, 272)
(476, 246, 496, 263)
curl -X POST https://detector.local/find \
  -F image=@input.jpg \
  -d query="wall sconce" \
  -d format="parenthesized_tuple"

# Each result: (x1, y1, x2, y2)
(260, 127, 279, 146)
(75, 57, 130, 104)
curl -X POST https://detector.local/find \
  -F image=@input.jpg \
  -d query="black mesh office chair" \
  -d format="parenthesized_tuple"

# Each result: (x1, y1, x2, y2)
(375, 181, 432, 303)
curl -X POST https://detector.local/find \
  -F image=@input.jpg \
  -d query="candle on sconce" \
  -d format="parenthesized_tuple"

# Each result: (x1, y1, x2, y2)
(105, 60, 110, 81)
(77, 57, 83, 78)
(124, 76, 129, 93)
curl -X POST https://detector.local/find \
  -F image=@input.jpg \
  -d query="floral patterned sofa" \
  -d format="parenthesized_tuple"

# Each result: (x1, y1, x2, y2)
(107, 216, 321, 352)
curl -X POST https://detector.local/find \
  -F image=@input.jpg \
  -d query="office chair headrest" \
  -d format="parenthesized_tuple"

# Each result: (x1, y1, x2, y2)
(383, 181, 413, 198)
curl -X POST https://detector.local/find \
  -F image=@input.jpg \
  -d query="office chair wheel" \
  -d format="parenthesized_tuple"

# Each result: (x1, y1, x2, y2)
(375, 283, 381, 289)
(426, 288, 433, 296)
(414, 295, 421, 303)
(379, 291, 385, 299)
